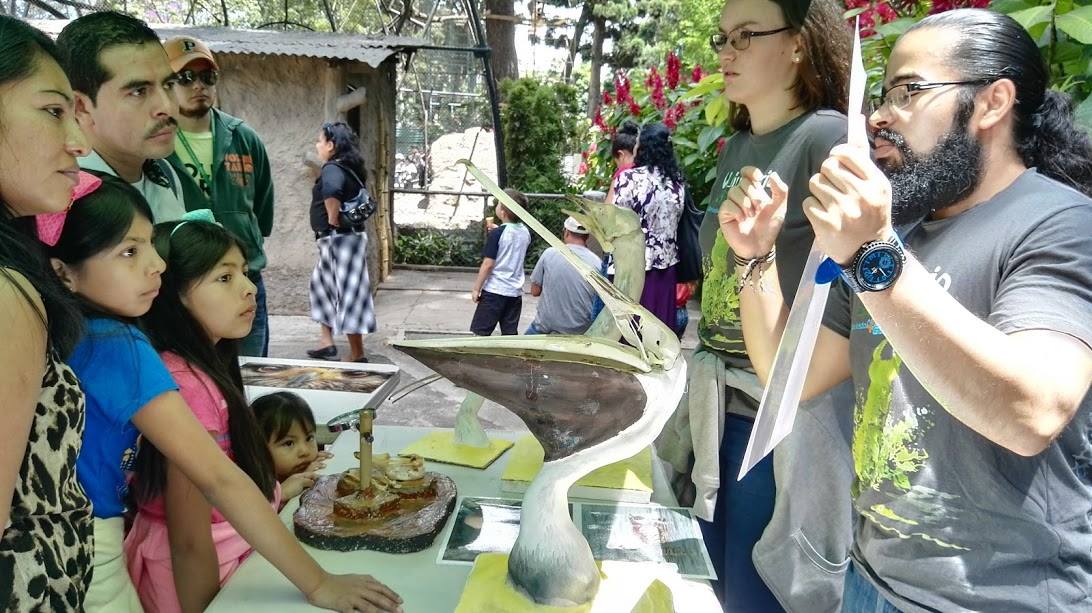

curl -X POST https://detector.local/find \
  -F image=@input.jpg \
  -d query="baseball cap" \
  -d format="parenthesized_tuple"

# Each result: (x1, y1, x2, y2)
(563, 216, 589, 235)
(163, 36, 219, 73)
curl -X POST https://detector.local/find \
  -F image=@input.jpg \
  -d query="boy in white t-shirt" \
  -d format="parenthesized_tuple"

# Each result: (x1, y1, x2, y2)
(470, 188, 531, 335)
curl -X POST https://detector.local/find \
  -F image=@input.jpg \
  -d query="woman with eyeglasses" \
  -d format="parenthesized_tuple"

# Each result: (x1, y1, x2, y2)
(687, 0, 852, 610)
(306, 121, 377, 363)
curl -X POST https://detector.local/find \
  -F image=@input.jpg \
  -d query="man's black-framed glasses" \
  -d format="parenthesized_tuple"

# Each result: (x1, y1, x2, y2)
(709, 26, 792, 53)
(175, 68, 220, 87)
(870, 79, 993, 113)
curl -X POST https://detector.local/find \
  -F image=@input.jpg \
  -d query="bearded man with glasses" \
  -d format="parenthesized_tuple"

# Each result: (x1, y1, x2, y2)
(721, 8, 1092, 612)
(163, 36, 277, 358)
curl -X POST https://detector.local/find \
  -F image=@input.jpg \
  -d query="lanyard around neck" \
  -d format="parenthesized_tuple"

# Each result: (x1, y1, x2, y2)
(177, 129, 213, 192)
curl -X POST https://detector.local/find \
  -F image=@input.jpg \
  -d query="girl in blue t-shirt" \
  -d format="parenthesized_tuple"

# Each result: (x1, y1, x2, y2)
(50, 174, 402, 613)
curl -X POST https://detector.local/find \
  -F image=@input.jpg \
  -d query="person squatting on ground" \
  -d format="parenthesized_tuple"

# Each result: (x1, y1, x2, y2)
(525, 216, 602, 335)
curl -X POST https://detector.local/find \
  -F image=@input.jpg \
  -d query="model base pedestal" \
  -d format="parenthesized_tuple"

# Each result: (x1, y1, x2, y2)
(400, 430, 513, 469)
(455, 553, 676, 613)
(293, 472, 457, 553)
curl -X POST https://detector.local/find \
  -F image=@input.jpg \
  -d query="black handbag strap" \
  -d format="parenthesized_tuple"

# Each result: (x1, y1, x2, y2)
(325, 161, 366, 193)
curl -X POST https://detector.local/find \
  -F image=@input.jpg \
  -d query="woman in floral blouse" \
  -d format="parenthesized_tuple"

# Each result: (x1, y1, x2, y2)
(609, 121, 686, 327)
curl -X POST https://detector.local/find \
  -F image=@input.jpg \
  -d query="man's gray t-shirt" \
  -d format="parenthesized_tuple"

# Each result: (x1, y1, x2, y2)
(697, 110, 846, 368)
(823, 170, 1092, 612)
(530, 244, 602, 334)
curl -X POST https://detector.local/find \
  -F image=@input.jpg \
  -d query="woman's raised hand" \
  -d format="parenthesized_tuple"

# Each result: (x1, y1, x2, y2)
(717, 167, 789, 259)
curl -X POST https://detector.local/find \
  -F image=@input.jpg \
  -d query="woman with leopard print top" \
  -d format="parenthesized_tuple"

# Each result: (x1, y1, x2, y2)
(0, 18, 94, 611)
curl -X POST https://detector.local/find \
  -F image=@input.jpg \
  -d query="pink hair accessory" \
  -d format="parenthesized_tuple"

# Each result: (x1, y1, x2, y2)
(35, 171, 102, 247)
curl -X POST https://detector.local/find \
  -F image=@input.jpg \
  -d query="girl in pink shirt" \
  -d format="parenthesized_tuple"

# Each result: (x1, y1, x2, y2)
(125, 214, 280, 612)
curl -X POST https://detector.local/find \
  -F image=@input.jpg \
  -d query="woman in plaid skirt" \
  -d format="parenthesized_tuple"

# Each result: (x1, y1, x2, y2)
(306, 121, 377, 362)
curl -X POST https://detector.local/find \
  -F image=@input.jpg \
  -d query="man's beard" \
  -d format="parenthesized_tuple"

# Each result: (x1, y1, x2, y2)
(875, 98, 983, 226)
(180, 100, 212, 120)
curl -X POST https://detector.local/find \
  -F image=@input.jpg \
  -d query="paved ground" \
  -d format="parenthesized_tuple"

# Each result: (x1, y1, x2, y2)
(266, 268, 700, 431)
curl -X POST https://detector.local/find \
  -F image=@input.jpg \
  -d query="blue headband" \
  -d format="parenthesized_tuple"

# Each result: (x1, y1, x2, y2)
(170, 208, 221, 237)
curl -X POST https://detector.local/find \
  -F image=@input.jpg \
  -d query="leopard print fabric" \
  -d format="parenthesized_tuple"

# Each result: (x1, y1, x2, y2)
(1, 353, 93, 611)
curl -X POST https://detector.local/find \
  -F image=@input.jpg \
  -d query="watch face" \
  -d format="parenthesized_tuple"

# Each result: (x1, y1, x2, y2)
(857, 245, 902, 290)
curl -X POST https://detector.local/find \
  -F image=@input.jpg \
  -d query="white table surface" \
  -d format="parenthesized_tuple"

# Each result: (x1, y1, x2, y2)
(207, 426, 720, 612)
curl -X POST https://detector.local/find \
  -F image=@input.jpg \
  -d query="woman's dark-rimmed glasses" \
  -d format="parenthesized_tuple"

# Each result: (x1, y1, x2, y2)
(709, 26, 792, 53)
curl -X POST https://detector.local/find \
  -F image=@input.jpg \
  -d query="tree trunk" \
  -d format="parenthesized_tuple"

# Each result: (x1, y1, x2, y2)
(563, 2, 593, 83)
(484, 0, 519, 84)
(587, 15, 606, 118)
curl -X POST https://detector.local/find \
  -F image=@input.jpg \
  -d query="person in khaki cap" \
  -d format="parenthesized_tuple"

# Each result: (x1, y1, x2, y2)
(524, 216, 602, 335)
(163, 35, 277, 358)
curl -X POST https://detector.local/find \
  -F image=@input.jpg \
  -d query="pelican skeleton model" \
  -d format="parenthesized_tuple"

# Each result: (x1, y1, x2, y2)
(394, 162, 687, 607)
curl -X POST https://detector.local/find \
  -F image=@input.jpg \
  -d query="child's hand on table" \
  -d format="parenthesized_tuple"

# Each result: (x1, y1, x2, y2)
(307, 571, 403, 613)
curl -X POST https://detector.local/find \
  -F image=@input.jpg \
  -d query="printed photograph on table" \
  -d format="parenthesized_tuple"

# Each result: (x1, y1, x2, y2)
(439, 497, 574, 565)
(240, 362, 392, 393)
(581, 503, 716, 580)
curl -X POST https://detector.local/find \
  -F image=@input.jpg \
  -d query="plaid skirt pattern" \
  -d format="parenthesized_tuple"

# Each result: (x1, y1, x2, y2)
(309, 232, 377, 335)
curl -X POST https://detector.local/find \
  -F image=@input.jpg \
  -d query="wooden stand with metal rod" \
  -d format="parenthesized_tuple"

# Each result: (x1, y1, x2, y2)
(293, 405, 458, 553)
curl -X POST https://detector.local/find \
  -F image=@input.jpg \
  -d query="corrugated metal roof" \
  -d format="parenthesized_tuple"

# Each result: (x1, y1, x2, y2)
(30, 20, 425, 68)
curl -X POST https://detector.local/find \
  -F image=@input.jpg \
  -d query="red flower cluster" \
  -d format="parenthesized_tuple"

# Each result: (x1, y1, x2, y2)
(844, 0, 897, 36)
(691, 65, 705, 84)
(602, 91, 614, 106)
(646, 67, 668, 110)
(666, 52, 682, 90)
(593, 107, 609, 132)
(615, 73, 633, 106)
(663, 101, 688, 131)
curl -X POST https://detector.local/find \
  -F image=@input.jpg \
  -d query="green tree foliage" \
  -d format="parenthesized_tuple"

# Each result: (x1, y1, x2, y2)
(500, 77, 582, 193)
(499, 77, 583, 261)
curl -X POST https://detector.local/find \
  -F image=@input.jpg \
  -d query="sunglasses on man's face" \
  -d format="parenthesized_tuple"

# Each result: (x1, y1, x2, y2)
(175, 68, 220, 87)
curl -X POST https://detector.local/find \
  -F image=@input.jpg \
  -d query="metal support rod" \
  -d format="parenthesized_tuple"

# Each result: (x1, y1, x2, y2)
(358, 408, 375, 492)
(462, 0, 508, 187)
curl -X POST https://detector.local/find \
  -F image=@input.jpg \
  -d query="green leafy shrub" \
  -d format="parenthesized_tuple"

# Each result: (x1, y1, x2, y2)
(394, 228, 482, 268)
(499, 78, 586, 266)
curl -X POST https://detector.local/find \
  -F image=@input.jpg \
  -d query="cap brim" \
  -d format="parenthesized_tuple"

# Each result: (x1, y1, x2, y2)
(169, 51, 218, 73)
